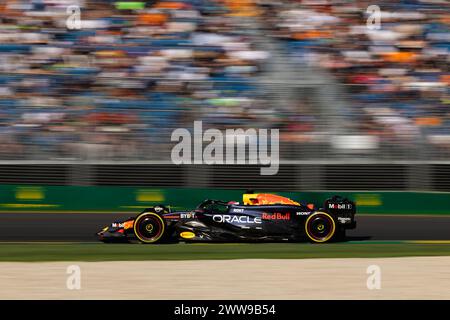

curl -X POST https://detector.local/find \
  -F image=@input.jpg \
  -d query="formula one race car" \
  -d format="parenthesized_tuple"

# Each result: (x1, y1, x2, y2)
(97, 192, 356, 243)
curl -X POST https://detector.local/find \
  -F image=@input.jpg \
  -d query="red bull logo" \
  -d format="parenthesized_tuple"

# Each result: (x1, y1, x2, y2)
(262, 212, 290, 220)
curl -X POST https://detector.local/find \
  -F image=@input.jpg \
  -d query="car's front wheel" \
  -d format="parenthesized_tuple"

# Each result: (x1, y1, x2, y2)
(305, 212, 336, 243)
(133, 212, 166, 244)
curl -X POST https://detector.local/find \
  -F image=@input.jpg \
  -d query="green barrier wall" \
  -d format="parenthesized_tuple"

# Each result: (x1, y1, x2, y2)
(0, 185, 449, 215)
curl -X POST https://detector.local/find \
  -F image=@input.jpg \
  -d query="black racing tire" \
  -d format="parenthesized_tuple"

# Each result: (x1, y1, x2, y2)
(133, 211, 166, 244)
(305, 212, 336, 243)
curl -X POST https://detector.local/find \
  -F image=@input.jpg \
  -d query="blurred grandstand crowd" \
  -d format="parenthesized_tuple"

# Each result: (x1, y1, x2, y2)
(267, 0, 449, 157)
(0, 0, 448, 160)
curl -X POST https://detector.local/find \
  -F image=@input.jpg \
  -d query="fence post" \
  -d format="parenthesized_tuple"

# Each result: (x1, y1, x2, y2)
(408, 163, 431, 191)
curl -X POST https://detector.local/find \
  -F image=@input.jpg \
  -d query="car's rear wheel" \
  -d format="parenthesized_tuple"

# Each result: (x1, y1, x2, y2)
(305, 212, 336, 243)
(133, 212, 166, 244)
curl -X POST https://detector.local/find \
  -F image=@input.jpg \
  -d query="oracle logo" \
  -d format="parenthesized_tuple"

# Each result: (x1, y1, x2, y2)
(212, 215, 261, 224)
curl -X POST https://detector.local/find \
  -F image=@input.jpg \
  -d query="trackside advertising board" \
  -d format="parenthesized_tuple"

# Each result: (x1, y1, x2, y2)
(0, 185, 449, 215)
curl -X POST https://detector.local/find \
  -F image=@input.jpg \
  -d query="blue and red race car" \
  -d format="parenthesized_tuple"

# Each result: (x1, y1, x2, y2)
(97, 192, 356, 243)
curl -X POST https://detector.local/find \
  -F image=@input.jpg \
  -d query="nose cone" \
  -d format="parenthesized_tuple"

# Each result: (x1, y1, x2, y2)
(96, 226, 109, 241)
(96, 226, 129, 243)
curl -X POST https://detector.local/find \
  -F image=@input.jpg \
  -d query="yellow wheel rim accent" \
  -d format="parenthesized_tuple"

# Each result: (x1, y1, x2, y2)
(305, 212, 336, 243)
(133, 212, 165, 244)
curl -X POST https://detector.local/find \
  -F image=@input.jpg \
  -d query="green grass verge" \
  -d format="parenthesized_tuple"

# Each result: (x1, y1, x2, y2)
(0, 242, 450, 261)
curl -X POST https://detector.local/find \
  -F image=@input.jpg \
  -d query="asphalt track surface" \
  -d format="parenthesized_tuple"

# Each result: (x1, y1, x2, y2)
(0, 213, 449, 242)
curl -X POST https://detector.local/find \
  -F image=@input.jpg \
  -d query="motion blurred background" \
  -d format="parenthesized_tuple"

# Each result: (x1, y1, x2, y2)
(0, 0, 448, 191)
